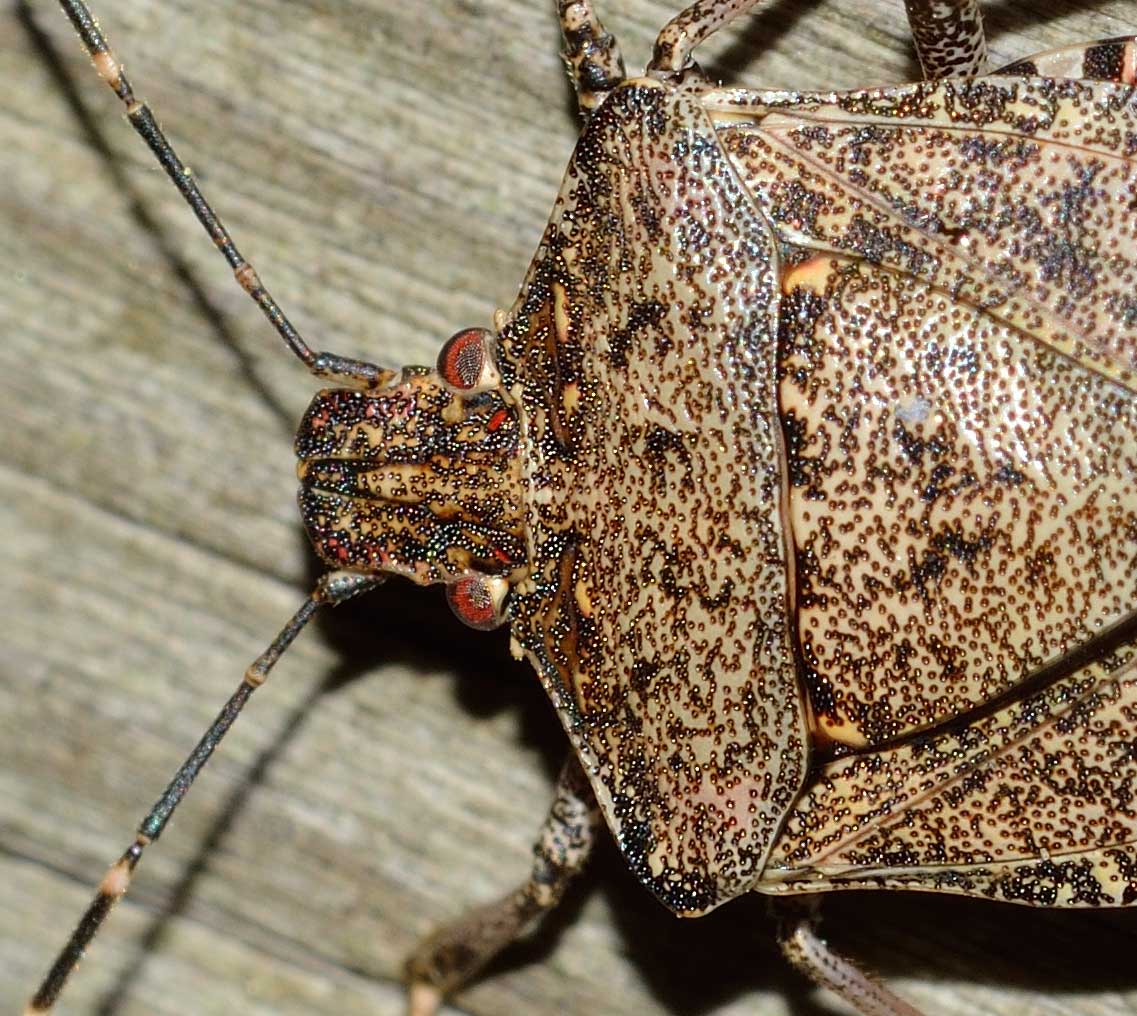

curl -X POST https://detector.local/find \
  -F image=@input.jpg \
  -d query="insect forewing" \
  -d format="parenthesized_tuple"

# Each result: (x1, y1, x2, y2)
(702, 75, 1137, 898)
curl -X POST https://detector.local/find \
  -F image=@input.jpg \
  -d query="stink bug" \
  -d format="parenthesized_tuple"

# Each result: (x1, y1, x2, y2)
(6, 1, 1137, 1016)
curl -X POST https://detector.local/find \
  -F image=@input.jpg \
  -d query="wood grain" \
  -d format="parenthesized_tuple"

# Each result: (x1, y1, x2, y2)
(4, 1, 1137, 1014)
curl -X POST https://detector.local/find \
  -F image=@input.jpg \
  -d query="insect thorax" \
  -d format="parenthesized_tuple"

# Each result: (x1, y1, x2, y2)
(495, 81, 809, 915)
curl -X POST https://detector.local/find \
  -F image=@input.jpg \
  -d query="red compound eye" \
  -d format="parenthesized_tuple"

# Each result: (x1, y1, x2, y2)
(446, 574, 505, 631)
(437, 327, 491, 391)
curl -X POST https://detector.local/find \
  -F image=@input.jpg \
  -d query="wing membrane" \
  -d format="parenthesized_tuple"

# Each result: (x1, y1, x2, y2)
(765, 644, 1137, 906)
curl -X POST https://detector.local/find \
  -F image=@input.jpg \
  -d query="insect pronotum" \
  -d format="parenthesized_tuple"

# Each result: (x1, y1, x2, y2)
(6, 0, 1137, 1014)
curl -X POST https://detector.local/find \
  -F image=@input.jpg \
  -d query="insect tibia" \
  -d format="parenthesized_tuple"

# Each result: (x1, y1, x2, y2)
(777, 906, 924, 1016)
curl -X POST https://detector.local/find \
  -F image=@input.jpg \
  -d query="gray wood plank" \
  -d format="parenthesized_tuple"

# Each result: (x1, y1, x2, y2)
(4, 1, 1137, 1014)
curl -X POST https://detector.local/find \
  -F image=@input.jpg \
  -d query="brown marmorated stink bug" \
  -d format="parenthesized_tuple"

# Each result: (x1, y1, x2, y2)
(7, 0, 1137, 1013)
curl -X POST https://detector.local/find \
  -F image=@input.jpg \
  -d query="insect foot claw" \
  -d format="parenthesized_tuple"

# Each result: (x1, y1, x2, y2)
(403, 888, 539, 1011)
(406, 981, 443, 1016)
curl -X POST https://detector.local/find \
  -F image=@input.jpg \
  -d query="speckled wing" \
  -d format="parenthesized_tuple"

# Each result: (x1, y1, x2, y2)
(497, 82, 809, 915)
(705, 76, 1137, 899)
(767, 652, 1137, 906)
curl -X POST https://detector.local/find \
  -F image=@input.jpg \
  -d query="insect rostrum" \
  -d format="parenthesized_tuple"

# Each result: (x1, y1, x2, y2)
(6, 0, 1137, 1013)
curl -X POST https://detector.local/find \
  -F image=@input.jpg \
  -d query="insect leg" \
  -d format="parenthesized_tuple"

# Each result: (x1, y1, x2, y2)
(647, 0, 763, 83)
(405, 755, 601, 1016)
(902, 0, 986, 78)
(996, 36, 1137, 81)
(557, 1, 626, 118)
(775, 900, 925, 1016)
(54, 0, 392, 391)
(25, 570, 384, 1014)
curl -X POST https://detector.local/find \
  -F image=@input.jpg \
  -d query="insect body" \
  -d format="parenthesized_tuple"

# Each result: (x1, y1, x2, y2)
(6, 1, 1137, 1016)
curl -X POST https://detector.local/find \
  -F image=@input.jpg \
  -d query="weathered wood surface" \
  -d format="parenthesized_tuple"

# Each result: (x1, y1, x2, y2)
(5, 1, 1137, 1013)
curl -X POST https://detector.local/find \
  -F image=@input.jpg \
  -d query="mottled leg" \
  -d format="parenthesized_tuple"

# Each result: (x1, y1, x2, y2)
(405, 756, 601, 1016)
(775, 900, 925, 1016)
(903, 0, 986, 78)
(557, 1, 626, 118)
(996, 37, 1137, 82)
(647, 0, 763, 83)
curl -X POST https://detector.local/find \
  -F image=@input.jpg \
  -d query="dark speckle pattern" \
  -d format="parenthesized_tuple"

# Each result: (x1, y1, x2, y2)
(295, 49, 1137, 919)
(498, 83, 807, 914)
(296, 374, 525, 585)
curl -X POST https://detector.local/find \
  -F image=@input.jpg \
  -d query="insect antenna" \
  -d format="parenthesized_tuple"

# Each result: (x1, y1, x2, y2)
(56, 0, 392, 390)
(31, 4, 415, 1008)
(25, 571, 384, 1014)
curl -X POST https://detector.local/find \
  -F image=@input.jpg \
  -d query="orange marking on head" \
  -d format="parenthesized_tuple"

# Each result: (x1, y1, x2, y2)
(488, 407, 509, 432)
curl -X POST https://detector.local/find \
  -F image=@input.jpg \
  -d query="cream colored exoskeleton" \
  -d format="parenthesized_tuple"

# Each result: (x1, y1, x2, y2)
(26, 1, 1137, 1014)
